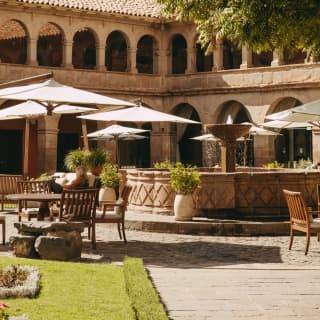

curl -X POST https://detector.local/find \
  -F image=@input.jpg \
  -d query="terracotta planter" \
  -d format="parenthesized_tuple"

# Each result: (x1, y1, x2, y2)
(173, 193, 194, 221)
(98, 187, 117, 203)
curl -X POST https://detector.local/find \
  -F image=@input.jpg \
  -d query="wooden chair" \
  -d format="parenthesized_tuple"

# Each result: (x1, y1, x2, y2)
(283, 189, 320, 255)
(0, 215, 5, 244)
(59, 188, 99, 249)
(96, 184, 132, 243)
(317, 184, 320, 212)
(17, 179, 51, 221)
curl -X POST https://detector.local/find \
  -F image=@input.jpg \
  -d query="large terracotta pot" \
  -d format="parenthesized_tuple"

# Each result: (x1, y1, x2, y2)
(173, 194, 194, 221)
(98, 187, 117, 202)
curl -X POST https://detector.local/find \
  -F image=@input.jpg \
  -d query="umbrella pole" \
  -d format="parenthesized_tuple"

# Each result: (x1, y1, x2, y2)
(115, 136, 120, 166)
(23, 119, 30, 178)
(81, 119, 89, 151)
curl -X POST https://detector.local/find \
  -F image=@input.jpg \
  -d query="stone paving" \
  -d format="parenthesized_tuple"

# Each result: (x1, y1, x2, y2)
(1, 212, 320, 319)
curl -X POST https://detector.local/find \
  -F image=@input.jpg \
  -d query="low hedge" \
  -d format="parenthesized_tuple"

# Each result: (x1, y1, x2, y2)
(124, 257, 169, 320)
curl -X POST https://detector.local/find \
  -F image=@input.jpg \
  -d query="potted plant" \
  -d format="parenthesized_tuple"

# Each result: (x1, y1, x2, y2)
(64, 149, 89, 172)
(99, 163, 122, 202)
(85, 148, 109, 176)
(170, 162, 201, 221)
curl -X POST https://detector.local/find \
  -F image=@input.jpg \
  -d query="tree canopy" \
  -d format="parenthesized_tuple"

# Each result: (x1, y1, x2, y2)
(159, 0, 320, 56)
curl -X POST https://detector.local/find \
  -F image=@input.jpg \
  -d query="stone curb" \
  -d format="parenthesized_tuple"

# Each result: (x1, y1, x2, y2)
(126, 220, 290, 236)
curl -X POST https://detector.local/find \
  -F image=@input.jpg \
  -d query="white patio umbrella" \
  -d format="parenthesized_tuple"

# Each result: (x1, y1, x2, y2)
(0, 100, 96, 177)
(261, 120, 313, 129)
(265, 99, 320, 123)
(0, 78, 136, 115)
(87, 124, 149, 164)
(190, 133, 220, 141)
(78, 103, 200, 124)
(0, 77, 135, 174)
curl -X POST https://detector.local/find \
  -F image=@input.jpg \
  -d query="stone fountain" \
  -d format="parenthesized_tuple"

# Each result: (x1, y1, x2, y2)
(205, 116, 251, 172)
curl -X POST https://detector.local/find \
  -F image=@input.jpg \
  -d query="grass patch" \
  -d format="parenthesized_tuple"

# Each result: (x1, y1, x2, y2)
(0, 257, 135, 320)
(124, 257, 169, 320)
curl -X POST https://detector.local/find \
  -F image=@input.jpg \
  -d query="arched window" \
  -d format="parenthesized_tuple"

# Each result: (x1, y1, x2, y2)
(106, 31, 128, 72)
(172, 34, 187, 74)
(196, 43, 213, 72)
(0, 20, 27, 64)
(37, 22, 63, 67)
(72, 28, 96, 69)
(223, 40, 242, 70)
(137, 35, 155, 74)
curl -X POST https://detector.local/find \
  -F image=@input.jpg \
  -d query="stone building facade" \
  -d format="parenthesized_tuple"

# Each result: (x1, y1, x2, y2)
(0, 0, 319, 177)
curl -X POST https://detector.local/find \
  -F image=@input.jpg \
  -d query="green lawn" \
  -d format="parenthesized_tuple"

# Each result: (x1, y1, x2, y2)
(0, 257, 135, 320)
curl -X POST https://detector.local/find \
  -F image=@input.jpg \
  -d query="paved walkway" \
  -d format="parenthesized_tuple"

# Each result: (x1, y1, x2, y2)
(1, 212, 320, 319)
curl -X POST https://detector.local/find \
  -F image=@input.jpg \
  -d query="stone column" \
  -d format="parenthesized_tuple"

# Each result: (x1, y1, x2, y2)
(157, 48, 170, 75)
(63, 40, 73, 69)
(97, 45, 106, 71)
(213, 40, 224, 70)
(220, 140, 237, 172)
(289, 130, 294, 161)
(186, 45, 196, 73)
(312, 128, 320, 164)
(28, 38, 38, 66)
(128, 47, 137, 73)
(271, 48, 284, 66)
(37, 116, 60, 175)
(240, 45, 253, 69)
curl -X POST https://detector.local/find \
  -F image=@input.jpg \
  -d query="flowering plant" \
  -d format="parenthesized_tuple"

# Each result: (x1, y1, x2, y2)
(0, 302, 9, 320)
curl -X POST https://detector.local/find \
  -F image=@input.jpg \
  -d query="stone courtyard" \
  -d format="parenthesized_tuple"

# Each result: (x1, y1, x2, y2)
(1, 212, 320, 319)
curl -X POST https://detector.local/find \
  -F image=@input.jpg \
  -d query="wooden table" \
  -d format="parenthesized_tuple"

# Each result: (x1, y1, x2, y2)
(7, 193, 62, 220)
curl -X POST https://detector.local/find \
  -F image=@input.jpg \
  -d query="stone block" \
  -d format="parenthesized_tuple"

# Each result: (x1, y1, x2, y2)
(9, 235, 38, 258)
(35, 231, 82, 261)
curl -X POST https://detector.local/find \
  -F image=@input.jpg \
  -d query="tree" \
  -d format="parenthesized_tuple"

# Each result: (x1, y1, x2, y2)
(159, 0, 320, 57)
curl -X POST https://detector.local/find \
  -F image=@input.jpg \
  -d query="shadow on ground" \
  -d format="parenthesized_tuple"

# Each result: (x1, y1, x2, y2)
(81, 240, 282, 268)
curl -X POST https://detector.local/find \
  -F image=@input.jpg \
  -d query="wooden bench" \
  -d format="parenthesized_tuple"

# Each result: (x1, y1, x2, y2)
(0, 174, 23, 211)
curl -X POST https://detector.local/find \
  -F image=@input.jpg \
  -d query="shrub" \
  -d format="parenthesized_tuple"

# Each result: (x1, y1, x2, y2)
(262, 161, 285, 169)
(64, 149, 89, 172)
(100, 164, 121, 188)
(124, 257, 169, 320)
(153, 160, 174, 169)
(170, 162, 201, 195)
(85, 149, 109, 170)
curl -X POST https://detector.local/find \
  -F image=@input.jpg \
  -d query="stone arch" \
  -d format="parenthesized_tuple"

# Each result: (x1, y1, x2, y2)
(57, 115, 97, 171)
(215, 100, 252, 166)
(106, 30, 128, 72)
(216, 100, 251, 124)
(136, 34, 158, 74)
(170, 103, 202, 166)
(72, 27, 97, 70)
(223, 40, 242, 70)
(171, 34, 187, 74)
(195, 35, 213, 72)
(116, 120, 151, 168)
(266, 97, 311, 165)
(0, 19, 28, 64)
(37, 22, 64, 67)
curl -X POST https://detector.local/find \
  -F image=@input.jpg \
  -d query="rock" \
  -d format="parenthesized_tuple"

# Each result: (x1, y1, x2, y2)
(14, 221, 85, 235)
(9, 235, 38, 258)
(35, 231, 82, 261)
(12, 221, 85, 261)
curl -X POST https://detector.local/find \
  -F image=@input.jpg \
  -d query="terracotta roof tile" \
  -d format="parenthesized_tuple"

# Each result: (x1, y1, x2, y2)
(17, 0, 163, 18)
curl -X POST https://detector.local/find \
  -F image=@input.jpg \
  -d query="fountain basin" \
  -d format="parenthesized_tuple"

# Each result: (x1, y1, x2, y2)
(205, 124, 251, 172)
